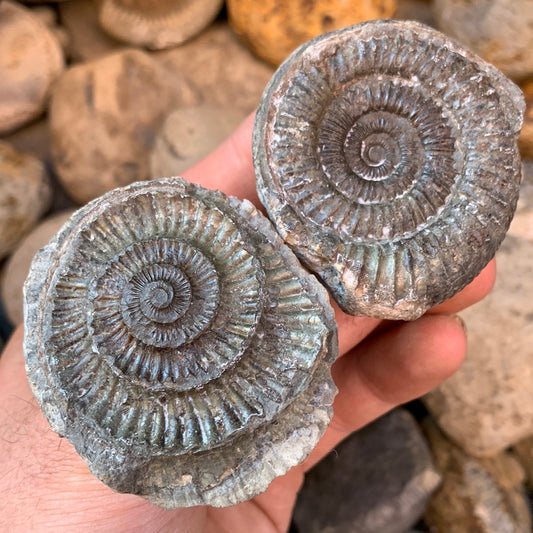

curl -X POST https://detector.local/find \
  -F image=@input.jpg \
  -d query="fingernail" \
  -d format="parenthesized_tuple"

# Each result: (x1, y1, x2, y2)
(452, 314, 467, 335)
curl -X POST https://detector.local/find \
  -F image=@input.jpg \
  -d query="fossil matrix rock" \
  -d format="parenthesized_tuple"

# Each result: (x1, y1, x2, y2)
(253, 20, 524, 320)
(23, 177, 337, 508)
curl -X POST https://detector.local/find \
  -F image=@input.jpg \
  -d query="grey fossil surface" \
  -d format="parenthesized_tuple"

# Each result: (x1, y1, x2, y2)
(23, 177, 338, 508)
(253, 19, 525, 320)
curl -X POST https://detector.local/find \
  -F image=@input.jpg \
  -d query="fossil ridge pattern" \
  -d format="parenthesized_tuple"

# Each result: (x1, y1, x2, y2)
(253, 20, 525, 319)
(98, 0, 224, 49)
(23, 177, 338, 508)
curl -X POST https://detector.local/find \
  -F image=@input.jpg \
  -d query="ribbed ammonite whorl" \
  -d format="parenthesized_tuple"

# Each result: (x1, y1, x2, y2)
(98, 0, 223, 50)
(23, 177, 337, 508)
(253, 20, 525, 320)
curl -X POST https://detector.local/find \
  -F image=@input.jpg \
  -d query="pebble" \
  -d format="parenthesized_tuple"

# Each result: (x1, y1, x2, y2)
(154, 23, 274, 115)
(1, 209, 75, 326)
(0, 0, 64, 134)
(98, 0, 223, 50)
(424, 420, 532, 533)
(227, 0, 396, 66)
(0, 142, 51, 260)
(150, 106, 247, 178)
(424, 228, 533, 456)
(433, 0, 533, 81)
(292, 409, 441, 533)
(58, 0, 122, 62)
(49, 49, 171, 204)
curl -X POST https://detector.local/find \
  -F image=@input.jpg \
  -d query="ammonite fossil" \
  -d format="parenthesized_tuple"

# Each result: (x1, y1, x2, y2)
(98, 0, 224, 50)
(253, 20, 525, 320)
(23, 177, 337, 508)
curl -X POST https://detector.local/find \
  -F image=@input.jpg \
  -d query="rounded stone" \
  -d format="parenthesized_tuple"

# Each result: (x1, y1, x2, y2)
(154, 23, 275, 115)
(423, 420, 532, 533)
(0, 0, 64, 134)
(58, 0, 122, 62)
(0, 142, 52, 261)
(227, 0, 396, 66)
(293, 409, 441, 533)
(433, 0, 533, 81)
(150, 106, 247, 177)
(49, 49, 171, 204)
(98, 0, 224, 50)
(1, 210, 75, 326)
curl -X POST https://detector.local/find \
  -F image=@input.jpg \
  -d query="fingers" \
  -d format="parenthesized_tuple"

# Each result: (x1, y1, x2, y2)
(181, 113, 259, 206)
(428, 259, 496, 315)
(334, 258, 495, 356)
(301, 313, 467, 471)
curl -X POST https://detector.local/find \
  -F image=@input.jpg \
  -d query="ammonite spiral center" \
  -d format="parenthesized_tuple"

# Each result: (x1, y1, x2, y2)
(344, 123, 402, 181)
(127, 264, 193, 324)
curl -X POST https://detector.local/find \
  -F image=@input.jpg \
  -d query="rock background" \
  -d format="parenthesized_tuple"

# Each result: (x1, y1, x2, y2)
(0, 1, 532, 531)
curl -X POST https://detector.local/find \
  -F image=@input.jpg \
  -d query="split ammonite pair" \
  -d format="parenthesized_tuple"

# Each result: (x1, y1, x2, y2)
(23, 20, 524, 508)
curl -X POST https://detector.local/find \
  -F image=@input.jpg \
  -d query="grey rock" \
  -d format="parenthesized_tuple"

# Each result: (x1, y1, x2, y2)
(433, 0, 533, 81)
(0, 0, 64, 134)
(0, 142, 51, 260)
(150, 106, 247, 177)
(424, 420, 532, 533)
(50, 49, 171, 204)
(253, 20, 524, 320)
(293, 409, 441, 533)
(23, 177, 338, 508)
(1, 209, 75, 326)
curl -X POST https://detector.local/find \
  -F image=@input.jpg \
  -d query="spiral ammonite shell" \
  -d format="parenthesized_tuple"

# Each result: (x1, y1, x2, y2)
(23, 177, 337, 508)
(253, 20, 525, 319)
(98, 0, 224, 50)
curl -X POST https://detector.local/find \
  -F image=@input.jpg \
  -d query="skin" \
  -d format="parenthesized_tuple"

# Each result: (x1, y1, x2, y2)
(0, 114, 496, 533)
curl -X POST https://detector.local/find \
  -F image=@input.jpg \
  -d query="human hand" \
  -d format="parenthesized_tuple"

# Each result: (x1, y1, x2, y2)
(0, 114, 495, 533)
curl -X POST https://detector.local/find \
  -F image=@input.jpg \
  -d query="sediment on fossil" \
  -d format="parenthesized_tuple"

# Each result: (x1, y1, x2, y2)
(23, 177, 337, 508)
(253, 20, 525, 320)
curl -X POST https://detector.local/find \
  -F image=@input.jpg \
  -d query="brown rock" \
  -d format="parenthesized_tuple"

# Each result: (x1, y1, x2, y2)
(0, 119, 76, 212)
(227, 0, 396, 66)
(424, 230, 533, 456)
(98, 0, 223, 50)
(50, 49, 171, 204)
(154, 22, 275, 114)
(433, 0, 533, 81)
(393, 0, 436, 27)
(518, 79, 533, 159)
(29, 4, 56, 28)
(1, 209, 75, 326)
(150, 106, 246, 177)
(1, 118, 52, 169)
(293, 409, 441, 533)
(0, 1, 64, 134)
(0, 142, 51, 260)
(424, 420, 531, 533)
(513, 437, 533, 488)
(58, 0, 122, 62)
